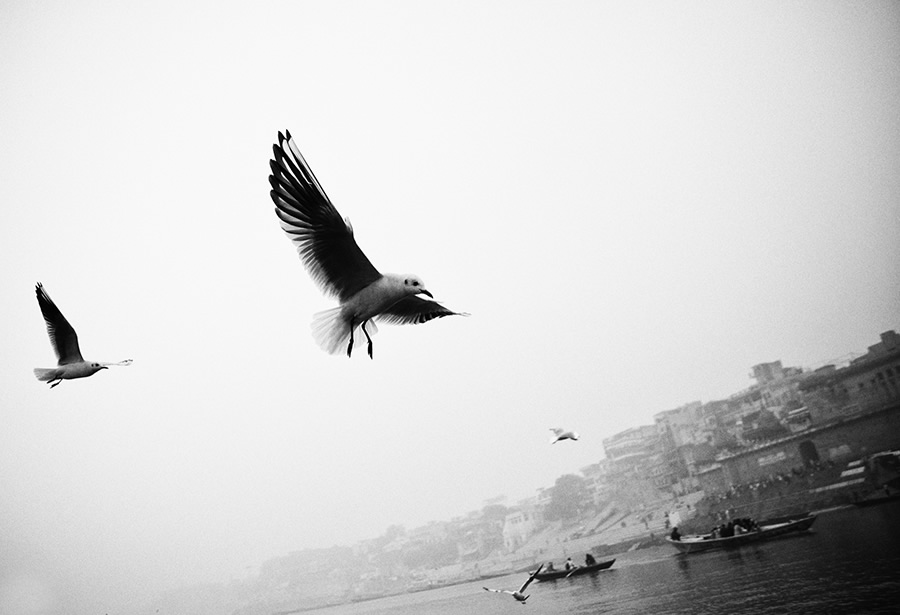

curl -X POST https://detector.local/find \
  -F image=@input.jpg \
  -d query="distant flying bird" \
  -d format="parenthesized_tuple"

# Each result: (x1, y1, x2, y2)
(268, 130, 466, 358)
(483, 563, 544, 604)
(550, 428, 579, 444)
(33, 282, 132, 388)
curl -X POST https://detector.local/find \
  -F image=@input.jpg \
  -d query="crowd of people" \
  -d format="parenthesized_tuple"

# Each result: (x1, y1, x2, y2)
(668, 517, 760, 542)
(706, 517, 759, 539)
(707, 460, 837, 507)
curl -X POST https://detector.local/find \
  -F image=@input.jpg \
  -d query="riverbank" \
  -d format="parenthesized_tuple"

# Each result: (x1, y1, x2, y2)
(680, 460, 875, 533)
(299, 502, 900, 615)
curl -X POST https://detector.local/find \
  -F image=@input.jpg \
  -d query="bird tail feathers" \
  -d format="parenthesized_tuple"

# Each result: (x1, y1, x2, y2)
(34, 368, 58, 382)
(311, 308, 380, 356)
(311, 308, 348, 355)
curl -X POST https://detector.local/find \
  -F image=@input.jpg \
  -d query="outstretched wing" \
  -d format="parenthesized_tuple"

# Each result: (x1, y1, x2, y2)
(35, 283, 83, 365)
(519, 563, 544, 592)
(268, 131, 382, 301)
(376, 296, 465, 326)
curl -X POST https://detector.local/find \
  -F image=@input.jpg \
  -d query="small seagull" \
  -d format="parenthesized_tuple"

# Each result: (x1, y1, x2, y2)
(268, 130, 466, 358)
(483, 563, 544, 604)
(33, 282, 132, 388)
(550, 428, 579, 444)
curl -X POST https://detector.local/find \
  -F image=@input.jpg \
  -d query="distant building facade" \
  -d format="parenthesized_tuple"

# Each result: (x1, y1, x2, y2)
(598, 330, 900, 503)
(502, 500, 544, 552)
(601, 425, 665, 506)
(693, 331, 900, 495)
(602, 425, 658, 465)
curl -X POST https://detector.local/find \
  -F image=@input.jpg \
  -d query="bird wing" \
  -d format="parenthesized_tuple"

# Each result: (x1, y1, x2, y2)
(519, 563, 544, 592)
(35, 283, 83, 364)
(268, 130, 382, 301)
(376, 296, 464, 326)
(550, 428, 563, 435)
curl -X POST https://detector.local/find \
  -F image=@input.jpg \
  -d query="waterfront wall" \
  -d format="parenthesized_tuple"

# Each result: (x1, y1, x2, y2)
(698, 402, 900, 491)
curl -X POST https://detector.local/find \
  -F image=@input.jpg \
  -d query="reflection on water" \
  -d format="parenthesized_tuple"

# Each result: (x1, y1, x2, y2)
(307, 503, 900, 615)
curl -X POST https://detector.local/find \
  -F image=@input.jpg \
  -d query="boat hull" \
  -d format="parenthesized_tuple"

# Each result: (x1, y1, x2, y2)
(534, 558, 615, 581)
(666, 515, 817, 554)
(853, 490, 900, 507)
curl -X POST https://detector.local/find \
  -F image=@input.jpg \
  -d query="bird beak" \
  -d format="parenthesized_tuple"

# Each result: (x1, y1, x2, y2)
(419, 289, 434, 298)
(99, 365, 108, 370)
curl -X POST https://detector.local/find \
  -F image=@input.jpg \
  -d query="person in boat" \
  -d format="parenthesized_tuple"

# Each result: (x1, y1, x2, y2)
(585, 552, 597, 565)
(564, 557, 574, 571)
(670, 527, 681, 541)
(735, 517, 757, 533)
(545, 562, 555, 572)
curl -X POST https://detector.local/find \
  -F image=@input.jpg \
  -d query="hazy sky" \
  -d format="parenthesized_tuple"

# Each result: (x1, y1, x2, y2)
(1, 1, 898, 613)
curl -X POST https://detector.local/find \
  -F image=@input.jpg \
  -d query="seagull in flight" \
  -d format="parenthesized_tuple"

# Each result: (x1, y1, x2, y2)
(550, 428, 579, 444)
(483, 563, 544, 604)
(33, 282, 132, 388)
(268, 130, 466, 358)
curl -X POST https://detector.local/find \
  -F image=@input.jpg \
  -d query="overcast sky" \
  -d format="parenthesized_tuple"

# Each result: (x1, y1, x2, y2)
(1, 1, 898, 613)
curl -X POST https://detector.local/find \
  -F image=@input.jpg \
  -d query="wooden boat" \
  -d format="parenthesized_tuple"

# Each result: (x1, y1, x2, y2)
(847, 451, 900, 507)
(853, 486, 900, 507)
(665, 514, 817, 554)
(533, 558, 615, 581)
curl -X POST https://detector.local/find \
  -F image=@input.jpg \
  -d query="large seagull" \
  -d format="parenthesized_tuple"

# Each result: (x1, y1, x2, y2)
(33, 282, 132, 388)
(268, 130, 466, 358)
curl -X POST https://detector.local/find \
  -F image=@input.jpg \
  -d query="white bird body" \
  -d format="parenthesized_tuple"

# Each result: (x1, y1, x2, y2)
(311, 274, 422, 354)
(33, 282, 131, 388)
(550, 428, 579, 444)
(339, 274, 425, 324)
(268, 130, 466, 358)
(34, 362, 103, 383)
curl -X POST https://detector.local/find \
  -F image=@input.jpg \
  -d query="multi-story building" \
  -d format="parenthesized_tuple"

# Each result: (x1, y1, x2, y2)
(580, 459, 613, 506)
(693, 331, 900, 497)
(704, 360, 807, 445)
(602, 425, 664, 506)
(800, 330, 900, 422)
(501, 499, 544, 552)
(750, 360, 806, 418)
(653, 401, 707, 493)
(602, 425, 658, 466)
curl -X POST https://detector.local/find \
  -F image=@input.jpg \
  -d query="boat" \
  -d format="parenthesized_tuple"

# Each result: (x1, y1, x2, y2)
(853, 485, 900, 507)
(665, 514, 817, 554)
(849, 450, 900, 507)
(533, 558, 615, 581)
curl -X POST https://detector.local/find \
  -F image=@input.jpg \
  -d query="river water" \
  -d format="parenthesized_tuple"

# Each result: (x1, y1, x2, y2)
(304, 502, 900, 615)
